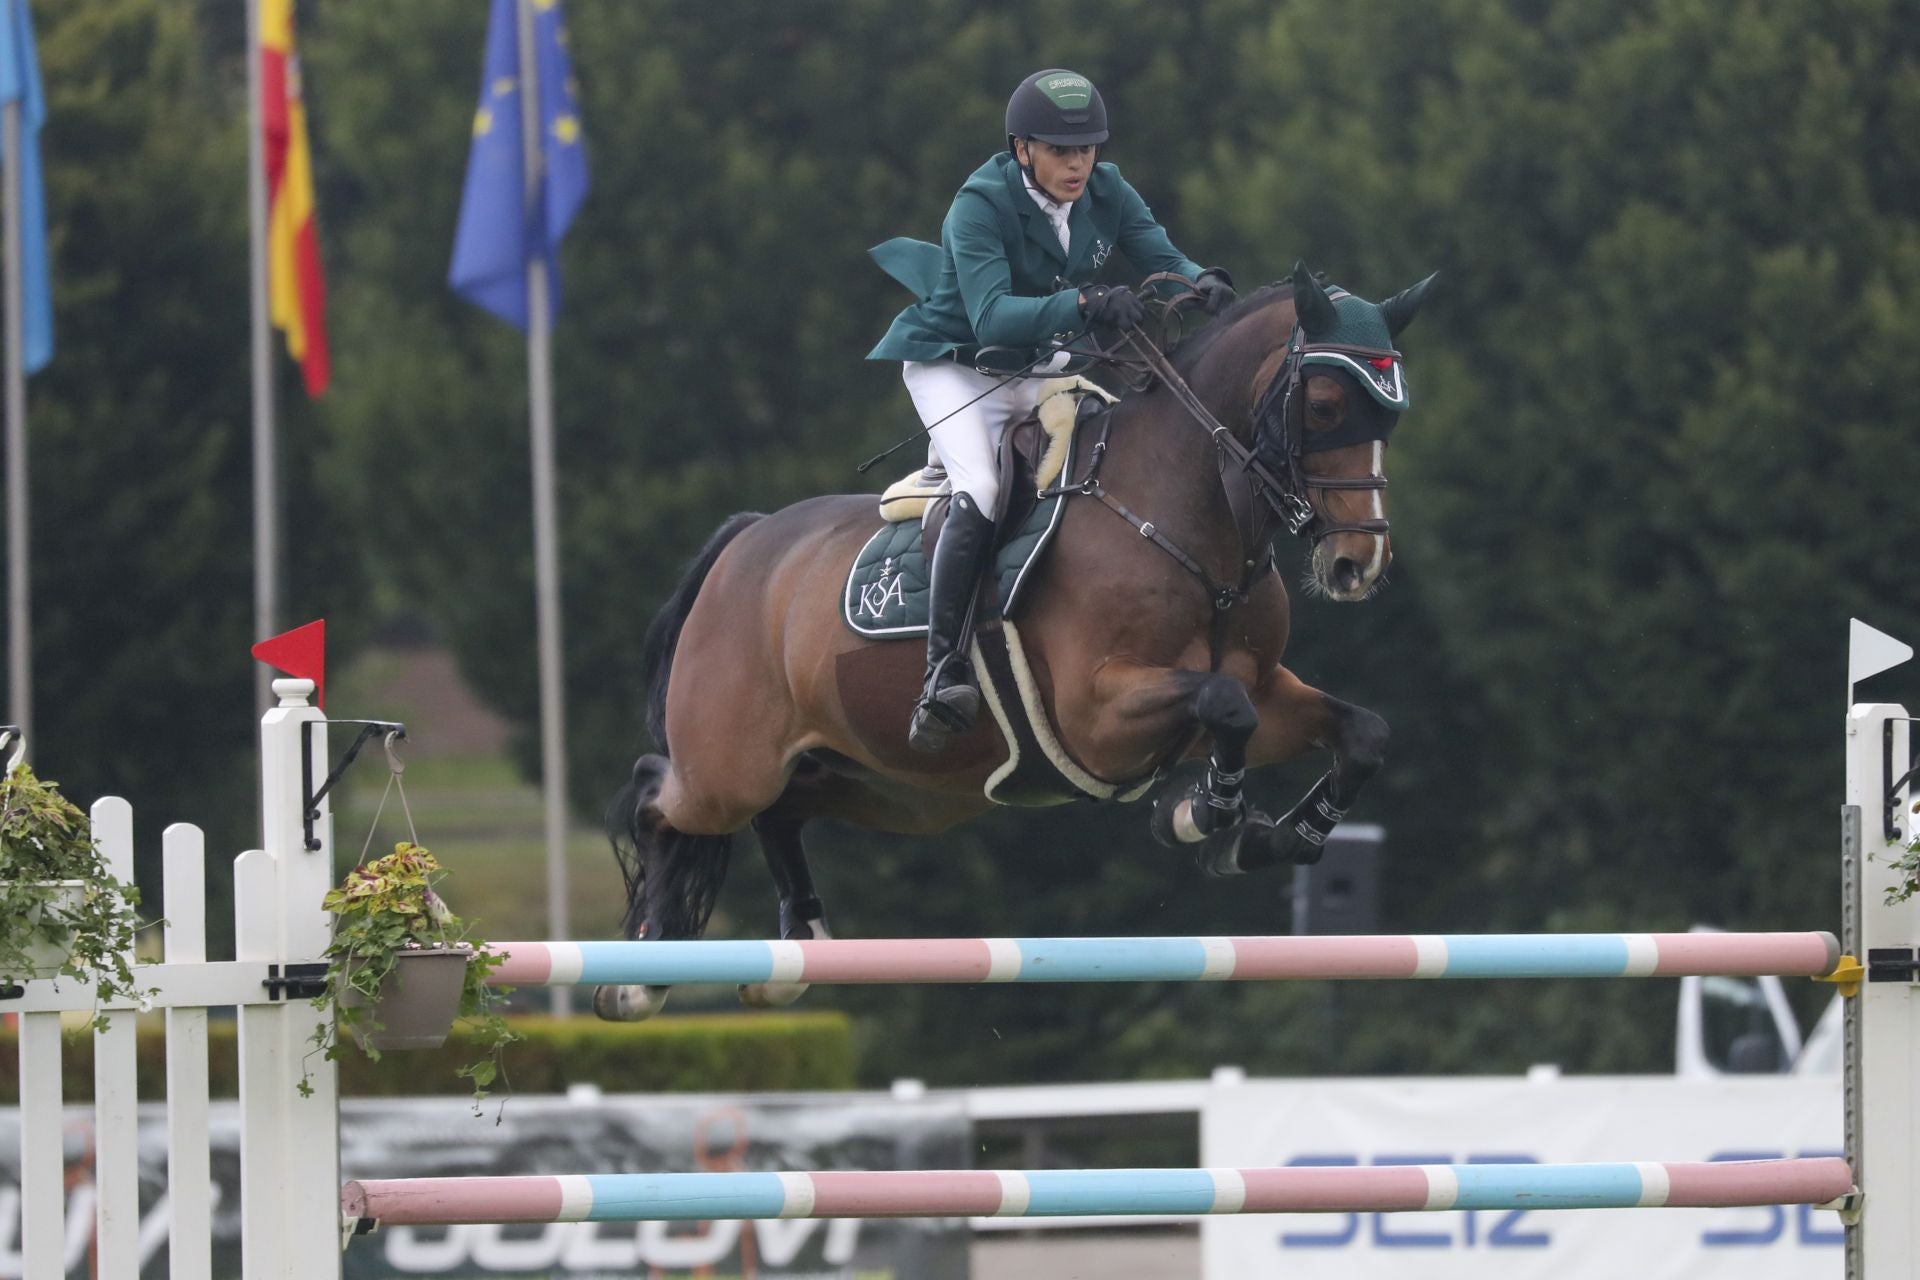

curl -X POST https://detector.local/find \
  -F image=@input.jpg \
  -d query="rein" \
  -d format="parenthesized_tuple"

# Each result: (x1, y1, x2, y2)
(1041, 297, 1397, 621)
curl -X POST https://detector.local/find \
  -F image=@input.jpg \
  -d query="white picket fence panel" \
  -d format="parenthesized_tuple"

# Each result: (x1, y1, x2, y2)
(7, 678, 341, 1280)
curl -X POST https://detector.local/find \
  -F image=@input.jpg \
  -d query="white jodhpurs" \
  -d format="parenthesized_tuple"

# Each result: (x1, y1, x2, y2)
(901, 359, 1053, 516)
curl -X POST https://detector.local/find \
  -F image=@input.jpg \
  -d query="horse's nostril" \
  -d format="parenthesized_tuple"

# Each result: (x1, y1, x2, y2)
(1332, 558, 1362, 589)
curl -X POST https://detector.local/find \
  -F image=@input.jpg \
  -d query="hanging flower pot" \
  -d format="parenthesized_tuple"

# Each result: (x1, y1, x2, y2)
(19, 880, 88, 978)
(338, 943, 474, 1050)
(312, 842, 516, 1107)
(1, 753, 144, 1011)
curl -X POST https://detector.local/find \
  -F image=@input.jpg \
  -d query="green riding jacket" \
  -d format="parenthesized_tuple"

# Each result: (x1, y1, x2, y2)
(867, 152, 1204, 370)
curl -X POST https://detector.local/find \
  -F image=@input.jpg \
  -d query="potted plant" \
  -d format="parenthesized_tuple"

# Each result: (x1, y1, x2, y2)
(311, 842, 517, 1104)
(0, 751, 145, 1023)
(1889, 800, 1920, 904)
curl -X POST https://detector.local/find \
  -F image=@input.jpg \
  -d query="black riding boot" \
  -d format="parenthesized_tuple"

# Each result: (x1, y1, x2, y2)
(908, 492, 996, 754)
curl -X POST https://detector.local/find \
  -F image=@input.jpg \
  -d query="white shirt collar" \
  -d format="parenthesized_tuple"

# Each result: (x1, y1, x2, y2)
(1021, 171, 1072, 252)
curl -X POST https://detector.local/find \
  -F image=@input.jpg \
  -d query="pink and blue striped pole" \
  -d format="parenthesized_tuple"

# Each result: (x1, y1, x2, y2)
(342, 1158, 1854, 1225)
(486, 931, 1839, 988)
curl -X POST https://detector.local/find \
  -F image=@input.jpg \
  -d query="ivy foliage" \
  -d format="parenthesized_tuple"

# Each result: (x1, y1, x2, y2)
(0, 761, 144, 1023)
(314, 843, 517, 1108)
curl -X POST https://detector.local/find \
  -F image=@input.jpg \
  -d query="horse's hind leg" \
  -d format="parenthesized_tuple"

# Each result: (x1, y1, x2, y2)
(738, 801, 831, 1009)
(593, 752, 743, 1022)
(1229, 672, 1389, 875)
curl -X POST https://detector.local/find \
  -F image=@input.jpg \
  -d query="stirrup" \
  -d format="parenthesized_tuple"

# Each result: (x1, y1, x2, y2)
(908, 672, 981, 753)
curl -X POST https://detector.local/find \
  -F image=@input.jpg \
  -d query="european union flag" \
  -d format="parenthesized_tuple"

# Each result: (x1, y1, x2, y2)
(449, 0, 589, 330)
(0, 0, 51, 373)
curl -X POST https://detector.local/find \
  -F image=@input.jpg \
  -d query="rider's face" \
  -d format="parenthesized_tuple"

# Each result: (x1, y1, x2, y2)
(1016, 139, 1095, 203)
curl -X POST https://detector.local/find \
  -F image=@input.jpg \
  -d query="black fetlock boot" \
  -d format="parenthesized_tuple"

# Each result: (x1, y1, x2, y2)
(908, 492, 997, 753)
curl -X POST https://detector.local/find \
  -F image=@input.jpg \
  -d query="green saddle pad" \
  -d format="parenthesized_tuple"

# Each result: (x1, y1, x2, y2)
(843, 433, 1075, 638)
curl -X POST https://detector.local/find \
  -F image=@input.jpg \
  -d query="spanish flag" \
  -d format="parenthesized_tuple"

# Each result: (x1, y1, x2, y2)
(261, 0, 328, 397)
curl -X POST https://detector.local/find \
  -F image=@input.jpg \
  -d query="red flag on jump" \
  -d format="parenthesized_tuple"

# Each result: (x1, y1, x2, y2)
(252, 618, 326, 708)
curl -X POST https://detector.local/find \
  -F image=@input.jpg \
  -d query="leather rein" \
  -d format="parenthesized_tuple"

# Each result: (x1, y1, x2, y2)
(1042, 282, 1392, 617)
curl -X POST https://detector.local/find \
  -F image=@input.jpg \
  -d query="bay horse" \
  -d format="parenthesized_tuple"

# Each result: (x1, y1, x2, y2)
(597, 262, 1436, 1019)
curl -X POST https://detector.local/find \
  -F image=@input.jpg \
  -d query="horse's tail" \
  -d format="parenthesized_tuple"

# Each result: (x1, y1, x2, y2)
(640, 511, 764, 753)
(606, 754, 734, 942)
(608, 512, 761, 946)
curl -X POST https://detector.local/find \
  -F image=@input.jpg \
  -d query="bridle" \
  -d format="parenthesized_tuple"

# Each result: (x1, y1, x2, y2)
(1036, 278, 1404, 619)
(1246, 320, 1397, 542)
(1113, 280, 1399, 547)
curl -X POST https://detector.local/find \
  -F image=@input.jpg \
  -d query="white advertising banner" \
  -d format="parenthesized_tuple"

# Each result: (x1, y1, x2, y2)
(1202, 1076, 1842, 1280)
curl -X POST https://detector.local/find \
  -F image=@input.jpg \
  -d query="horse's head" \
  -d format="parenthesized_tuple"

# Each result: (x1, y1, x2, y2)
(1251, 262, 1437, 602)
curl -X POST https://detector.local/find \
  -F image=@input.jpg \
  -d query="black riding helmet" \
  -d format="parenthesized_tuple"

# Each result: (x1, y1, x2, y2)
(1005, 68, 1109, 150)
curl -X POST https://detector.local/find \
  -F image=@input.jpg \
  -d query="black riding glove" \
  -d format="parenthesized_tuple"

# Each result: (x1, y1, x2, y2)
(1078, 284, 1145, 332)
(1194, 268, 1237, 314)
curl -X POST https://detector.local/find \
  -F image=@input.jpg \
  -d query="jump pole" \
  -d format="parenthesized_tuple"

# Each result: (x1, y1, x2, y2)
(486, 931, 1842, 988)
(343, 1158, 1854, 1227)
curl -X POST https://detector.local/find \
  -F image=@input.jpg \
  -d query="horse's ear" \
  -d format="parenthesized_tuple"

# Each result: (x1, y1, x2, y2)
(1291, 260, 1339, 335)
(1380, 271, 1439, 338)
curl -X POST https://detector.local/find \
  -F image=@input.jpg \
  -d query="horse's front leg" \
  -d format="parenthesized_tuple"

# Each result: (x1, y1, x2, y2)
(1221, 666, 1389, 874)
(1146, 673, 1259, 847)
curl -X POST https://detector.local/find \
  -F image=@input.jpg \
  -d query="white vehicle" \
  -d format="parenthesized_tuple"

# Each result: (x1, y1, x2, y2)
(1675, 925, 1841, 1078)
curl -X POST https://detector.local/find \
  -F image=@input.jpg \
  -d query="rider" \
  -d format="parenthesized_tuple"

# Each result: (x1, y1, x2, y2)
(868, 68, 1235, 754)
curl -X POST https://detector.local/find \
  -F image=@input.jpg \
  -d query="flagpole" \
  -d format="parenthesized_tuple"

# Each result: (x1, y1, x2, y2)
(3, 87, 28, 754)
(246, 0, 279, 719)
(518, 0, 572, 1016)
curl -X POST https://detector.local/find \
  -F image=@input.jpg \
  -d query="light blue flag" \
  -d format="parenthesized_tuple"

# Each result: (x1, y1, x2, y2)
(0, 0, 50, 373)
(448, 0, 590, 330)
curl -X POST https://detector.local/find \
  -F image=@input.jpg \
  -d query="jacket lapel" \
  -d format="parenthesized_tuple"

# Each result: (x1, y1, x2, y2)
(1064, 198, 1105, 279)
(1004, 162, 1067, 269)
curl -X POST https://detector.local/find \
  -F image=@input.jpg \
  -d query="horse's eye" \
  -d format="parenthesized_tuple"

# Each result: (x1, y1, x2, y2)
(1308, 399, 1338, 419)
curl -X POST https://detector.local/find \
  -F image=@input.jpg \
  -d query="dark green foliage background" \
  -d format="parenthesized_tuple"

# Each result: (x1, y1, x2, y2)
(6, 0, 1917, 1083)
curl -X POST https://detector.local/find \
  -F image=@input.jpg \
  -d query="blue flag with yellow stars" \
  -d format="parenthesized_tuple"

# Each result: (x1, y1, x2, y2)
(449, 0, 589, 329)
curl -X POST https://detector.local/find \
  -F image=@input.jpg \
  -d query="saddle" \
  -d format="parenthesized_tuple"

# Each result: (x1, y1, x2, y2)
(844, 377, 1114, 639)
(877, 375, 1116, 557)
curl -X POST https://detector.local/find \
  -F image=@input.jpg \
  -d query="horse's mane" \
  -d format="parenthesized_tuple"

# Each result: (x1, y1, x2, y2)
(1169, 280, 1297, 377)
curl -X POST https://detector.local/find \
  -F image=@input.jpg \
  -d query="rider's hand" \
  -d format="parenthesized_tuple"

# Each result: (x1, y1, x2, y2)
(1195, 268, 1237, 314)
(1078, 283, 1145, 332)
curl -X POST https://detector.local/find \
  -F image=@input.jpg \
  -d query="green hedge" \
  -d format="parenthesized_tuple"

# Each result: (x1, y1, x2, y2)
(0, 1010, 855, 1100)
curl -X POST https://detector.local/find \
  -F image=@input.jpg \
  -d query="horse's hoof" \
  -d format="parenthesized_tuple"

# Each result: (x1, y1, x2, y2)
(739, 980, 811, 1009)
(1197, 812, 1276, 877)
(593, 983, 671, 1022)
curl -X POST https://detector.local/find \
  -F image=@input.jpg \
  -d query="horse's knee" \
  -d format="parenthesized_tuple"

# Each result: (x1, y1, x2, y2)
(1335, 703, 1389, 779)
(1194, 676, 1257, 739)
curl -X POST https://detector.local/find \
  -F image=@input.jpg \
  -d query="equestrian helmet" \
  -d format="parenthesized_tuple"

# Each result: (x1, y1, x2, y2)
(1005, 69, 1109, 147)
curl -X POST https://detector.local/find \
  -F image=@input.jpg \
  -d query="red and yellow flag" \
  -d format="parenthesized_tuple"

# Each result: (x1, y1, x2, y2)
(261, 0, 329, 397)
